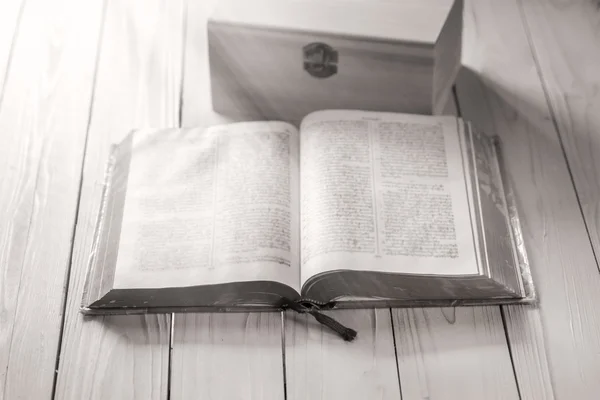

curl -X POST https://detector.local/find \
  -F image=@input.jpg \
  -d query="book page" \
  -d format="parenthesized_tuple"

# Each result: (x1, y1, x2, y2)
(111, 122, 300, 293)
(299, 110, 478, 286)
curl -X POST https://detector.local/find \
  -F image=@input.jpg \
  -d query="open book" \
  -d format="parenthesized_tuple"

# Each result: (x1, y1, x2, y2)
(82, 110, 534, 315)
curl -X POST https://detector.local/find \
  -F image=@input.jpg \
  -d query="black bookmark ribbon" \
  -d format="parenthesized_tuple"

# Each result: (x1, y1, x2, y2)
(279, 298, 358, 342)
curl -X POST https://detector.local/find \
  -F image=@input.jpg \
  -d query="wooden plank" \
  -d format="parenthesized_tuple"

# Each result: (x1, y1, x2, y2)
(519, 0, 600, 258)
(171, 313, 284, 399)
(0, 0, 24, 96)
(54, 1, 185, 399)
(456, 0, 600, 398)
(285, 309, 400, 400)
(171, 1, 285, 398)
(0, 1, 104, 399)
(394, 307, 519, 399)
(517, 0, 600, 397)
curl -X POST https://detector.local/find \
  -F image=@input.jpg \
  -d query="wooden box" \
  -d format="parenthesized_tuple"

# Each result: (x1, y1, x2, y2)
(208, 0, 463, 121)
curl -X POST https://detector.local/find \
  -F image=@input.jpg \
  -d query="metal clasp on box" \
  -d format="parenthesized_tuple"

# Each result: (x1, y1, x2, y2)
(303, 42, 338, 78)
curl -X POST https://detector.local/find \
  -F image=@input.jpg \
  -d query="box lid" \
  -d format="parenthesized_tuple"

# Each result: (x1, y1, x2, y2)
(210, 0, 455, 45)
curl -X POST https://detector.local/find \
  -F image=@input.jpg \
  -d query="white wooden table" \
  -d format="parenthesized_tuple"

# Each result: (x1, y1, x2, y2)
(1, 0, 600, 399)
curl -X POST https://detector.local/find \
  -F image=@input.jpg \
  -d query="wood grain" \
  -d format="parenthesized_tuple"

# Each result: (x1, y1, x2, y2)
(393, 307, 519, 399)
(0, 0, 24, 97)
(171, 1, 285, 398)
(519, 0, 600, 259)
(0, 1, 103, 399)
(54, 1, 185, 399)
(285, 309, 400, 400)
(457, 0, 600, 398)
(171, 313, 284, 399)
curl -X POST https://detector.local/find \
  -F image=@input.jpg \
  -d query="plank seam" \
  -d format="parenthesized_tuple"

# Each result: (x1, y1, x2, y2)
(178, 0, 189, 128)
(50, 2, 108, 398)
(389, 308, 403, 400)
(167, 314, 174, 400)
(516, 0, 600, 273)
(500, 307, 523, 400)
(281, 311, 288, 400)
